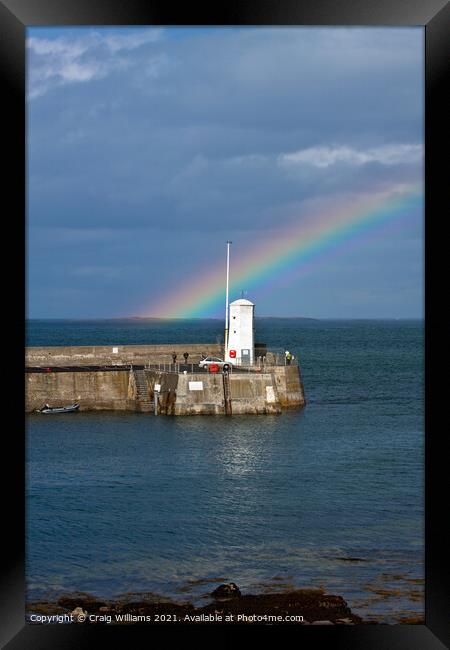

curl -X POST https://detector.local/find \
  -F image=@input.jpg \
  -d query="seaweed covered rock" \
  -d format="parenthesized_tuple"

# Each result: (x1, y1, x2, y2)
(211, 583, 241, 599)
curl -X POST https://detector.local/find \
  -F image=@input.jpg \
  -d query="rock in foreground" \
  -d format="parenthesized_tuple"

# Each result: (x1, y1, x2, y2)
(27, 586, 364, 624)
(211, 583, 242, 599)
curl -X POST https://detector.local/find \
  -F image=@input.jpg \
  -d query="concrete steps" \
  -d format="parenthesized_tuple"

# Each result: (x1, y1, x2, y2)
(133, 369, 153, 412)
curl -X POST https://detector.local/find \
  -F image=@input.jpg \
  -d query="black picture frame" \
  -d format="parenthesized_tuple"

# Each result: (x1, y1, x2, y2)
(2, 0, 448, 646)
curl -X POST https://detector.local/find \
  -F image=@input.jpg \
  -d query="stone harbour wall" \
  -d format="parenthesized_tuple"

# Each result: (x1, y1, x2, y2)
(26, 365, 305, 415)
(25, 343, 223, 367)
(272, 365, 306, 408)
(25, 344, 306, 415)
(25, 370, 137, 413)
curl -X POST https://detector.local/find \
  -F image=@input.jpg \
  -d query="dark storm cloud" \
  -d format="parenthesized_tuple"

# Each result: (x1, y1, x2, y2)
(28, 27, 423, 231)
(27, 27, 424, 317)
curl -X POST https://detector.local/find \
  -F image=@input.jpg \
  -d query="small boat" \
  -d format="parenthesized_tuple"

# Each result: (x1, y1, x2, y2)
(37, 403, 80, 414)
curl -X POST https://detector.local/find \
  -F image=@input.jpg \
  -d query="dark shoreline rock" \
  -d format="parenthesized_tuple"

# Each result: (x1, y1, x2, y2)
(211, 583, 241, 599)
(26, 587, 366, 624)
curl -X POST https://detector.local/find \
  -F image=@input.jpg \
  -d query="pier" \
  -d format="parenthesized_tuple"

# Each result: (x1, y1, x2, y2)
(25, 343, 306, 415)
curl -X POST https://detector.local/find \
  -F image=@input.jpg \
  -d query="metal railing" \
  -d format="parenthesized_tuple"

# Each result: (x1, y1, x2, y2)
(144, 363, 197, 374)
(228, 350, 299, 368)
(25, 351, 299, 375)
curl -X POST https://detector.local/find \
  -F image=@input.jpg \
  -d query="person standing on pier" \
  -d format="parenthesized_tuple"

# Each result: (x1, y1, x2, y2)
(172, 352, 177, 365)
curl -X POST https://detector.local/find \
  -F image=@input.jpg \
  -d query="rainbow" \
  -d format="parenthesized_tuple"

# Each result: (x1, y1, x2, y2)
(140, 183, 423, 317)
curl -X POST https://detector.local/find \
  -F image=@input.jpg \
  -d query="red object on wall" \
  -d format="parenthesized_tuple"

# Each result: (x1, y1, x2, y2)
(209, 364, 219, 373)
(229, 350, 236, 358)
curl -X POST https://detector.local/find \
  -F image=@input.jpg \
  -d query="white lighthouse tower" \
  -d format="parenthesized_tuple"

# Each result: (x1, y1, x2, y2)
(226, 298, 255, 366)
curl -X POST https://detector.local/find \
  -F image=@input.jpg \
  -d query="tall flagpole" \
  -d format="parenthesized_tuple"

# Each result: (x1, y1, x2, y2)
(225, 241, 232, 357)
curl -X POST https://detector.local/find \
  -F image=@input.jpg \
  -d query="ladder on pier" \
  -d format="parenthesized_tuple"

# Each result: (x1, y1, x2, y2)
(223, 372, 232, 415)
(133, 369, 153, 412)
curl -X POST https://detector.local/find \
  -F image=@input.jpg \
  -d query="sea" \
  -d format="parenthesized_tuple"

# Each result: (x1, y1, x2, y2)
(26, 318, 424, 623)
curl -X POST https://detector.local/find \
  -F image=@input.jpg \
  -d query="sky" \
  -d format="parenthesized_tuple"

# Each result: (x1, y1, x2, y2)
(27, 26, 424, 319)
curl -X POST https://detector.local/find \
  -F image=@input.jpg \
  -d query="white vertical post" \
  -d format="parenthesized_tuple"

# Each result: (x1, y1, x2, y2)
(225, 241, 232, 359)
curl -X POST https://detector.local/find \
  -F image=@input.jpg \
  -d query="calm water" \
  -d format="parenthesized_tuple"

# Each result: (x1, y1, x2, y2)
(26, 319, 424, 623)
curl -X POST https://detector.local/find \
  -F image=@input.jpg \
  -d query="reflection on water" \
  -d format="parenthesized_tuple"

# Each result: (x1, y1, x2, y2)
(26, 319, 424, 623)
